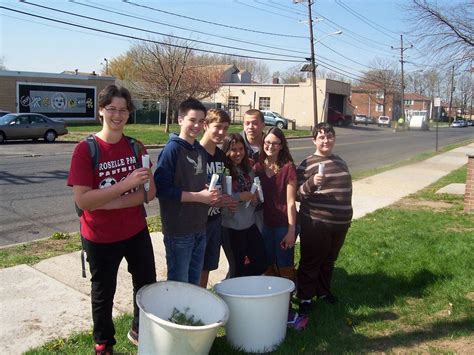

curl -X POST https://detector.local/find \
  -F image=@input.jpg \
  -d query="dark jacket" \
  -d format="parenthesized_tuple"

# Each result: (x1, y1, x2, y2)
(154, 134, 208, 236)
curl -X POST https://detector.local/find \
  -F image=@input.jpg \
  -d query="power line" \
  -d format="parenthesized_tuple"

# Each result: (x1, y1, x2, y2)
(20, 1, 305, 59)
(123, 0, 308, 39)
(312, 11, 393, 48)
(71, 0, 310, 57)
(234, 0, 303, 21)
(335, 0, 399, 40)
(257, 0, 307, 16)
(0, 5, 303, 63)
(318, 42, 377, 70)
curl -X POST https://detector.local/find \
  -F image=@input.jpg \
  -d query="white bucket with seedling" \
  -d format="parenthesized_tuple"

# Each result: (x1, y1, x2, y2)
(214, 276, 295, 353)
(137, 281, 229, 355)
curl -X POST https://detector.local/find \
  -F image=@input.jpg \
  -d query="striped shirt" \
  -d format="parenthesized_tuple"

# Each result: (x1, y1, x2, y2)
(297, 154, 353, 225)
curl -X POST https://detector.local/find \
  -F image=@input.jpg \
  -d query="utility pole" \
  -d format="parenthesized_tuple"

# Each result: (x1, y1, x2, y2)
(294, 0, 318, 128)
(391, 35, 412, 124)
(448, 65, 455, 125)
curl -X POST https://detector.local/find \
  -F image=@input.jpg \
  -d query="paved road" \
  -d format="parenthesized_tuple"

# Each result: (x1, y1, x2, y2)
(0, 126, 472, 246)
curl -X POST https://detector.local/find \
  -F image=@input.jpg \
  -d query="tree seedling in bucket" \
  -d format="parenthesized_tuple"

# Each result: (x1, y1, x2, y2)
(168, 307, 204, 326)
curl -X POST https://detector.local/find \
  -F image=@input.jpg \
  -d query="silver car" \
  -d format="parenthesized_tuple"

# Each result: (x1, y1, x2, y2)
(0, 113, 68, 143)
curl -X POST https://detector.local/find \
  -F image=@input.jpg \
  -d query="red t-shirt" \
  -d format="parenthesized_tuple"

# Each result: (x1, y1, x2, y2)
(67, 135, 147, 243)
(254, 162, 297, 227)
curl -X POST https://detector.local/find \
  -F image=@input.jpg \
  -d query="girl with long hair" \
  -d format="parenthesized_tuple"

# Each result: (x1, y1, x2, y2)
(254, 127, 297, 281)
(221, 133, 267, 277)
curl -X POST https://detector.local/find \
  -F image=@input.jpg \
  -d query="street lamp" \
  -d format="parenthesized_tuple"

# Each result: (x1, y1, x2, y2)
(103, 58, 108, 75)
(314, 30, 343, 44)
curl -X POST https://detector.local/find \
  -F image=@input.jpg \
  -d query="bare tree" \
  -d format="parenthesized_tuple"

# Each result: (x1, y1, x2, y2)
(251, 61, 271, 83)
(455, 72, 472, 115)
(0, 57, 6, 70)
(126, 37, 222, 132)
(280, 65, 306, 84)
(407, 0, 473, 69)
(359, 58, 400, 116)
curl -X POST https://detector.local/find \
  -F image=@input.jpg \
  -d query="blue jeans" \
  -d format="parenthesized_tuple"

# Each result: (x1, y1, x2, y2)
(261, 225, 294, 268)
(164, 232, 206, 285)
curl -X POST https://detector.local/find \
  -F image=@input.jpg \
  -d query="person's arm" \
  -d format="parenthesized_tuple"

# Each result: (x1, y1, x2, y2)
(281, 179, 297, 250)
(154, 143, 182, 200)
(181, 189, 220, 205)
(96, 168, 156, 210)
(297, 158, 321, 198)
(73, 167, 151, 211)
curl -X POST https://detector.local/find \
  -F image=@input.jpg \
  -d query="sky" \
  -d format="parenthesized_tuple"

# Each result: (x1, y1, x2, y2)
(0, 0, 461, 82)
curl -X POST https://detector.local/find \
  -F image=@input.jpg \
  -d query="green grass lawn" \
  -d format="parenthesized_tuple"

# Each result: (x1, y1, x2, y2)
(60, 123, 312, 145)
(24, 165, 474, 354)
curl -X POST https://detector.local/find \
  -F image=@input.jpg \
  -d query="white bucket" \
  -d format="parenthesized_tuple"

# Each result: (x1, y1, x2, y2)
(136, 281, 229, 355)
(214, 276, 295, 353)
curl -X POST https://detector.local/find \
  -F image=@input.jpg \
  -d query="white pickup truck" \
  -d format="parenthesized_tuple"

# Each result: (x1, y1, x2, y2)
(407, 110, 429, 131)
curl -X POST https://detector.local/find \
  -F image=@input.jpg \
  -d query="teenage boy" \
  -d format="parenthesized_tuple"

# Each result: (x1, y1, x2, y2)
(296, 123, 353, 318)
(68, 85, 156, 354)
(154, 98, 220, 285)
(240, 109, 266, 162)
(199, 109, 237, 288)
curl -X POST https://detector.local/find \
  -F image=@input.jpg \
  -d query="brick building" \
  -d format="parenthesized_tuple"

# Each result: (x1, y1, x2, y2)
(350, 85, 401, 121)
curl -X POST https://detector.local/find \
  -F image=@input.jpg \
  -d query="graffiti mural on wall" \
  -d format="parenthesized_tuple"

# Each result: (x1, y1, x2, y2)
(17, 82, 96, 120)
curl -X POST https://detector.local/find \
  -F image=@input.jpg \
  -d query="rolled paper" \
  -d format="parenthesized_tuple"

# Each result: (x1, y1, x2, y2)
(142, 155, 150, 191)
(317, 162, 325, 192)
(208, 173, 219, 191)
(245, 182, 259, 208)
(225, 176, 232, 195)
(254, 176, 264, 202)
(318, 162, 325, 176)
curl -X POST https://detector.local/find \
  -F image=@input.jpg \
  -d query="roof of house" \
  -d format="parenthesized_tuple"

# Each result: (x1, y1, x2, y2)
(404, 93, 431, 101)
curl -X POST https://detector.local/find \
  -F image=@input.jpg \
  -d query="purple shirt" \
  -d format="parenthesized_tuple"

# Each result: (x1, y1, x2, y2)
(254, 162, 297, 227)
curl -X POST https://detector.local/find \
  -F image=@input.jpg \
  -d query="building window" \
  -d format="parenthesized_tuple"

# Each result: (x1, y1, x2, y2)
(258, 97, 271, 110)
(376, 91, 384, 99)
(404, 99, 414, 106)
(228, 96, 239, 109)
(376, 104, 384, 112)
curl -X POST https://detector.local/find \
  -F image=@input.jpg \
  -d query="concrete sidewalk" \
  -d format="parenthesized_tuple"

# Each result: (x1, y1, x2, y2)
(1, 143, 472, 354)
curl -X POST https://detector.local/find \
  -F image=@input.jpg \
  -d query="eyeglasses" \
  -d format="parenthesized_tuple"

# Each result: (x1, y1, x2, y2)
(316, 135, 335, 142)
(104, 107, 129, 115)
(264, 141, 281, 147)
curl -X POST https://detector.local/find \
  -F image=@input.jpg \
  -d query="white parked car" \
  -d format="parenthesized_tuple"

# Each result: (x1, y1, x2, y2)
(377, 115, 391, 127)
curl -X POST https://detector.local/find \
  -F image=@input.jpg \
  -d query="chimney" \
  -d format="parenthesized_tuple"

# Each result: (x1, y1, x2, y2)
(272, 77, 280, 84)
(464, 154, 474, 213)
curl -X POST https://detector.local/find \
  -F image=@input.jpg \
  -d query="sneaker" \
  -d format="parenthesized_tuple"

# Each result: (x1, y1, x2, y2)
(319, 294, 338, 304)
(127, 328, 139, 346)
(288, 314, 309, 331)
(95, 343, 113, 355)
(299, 301, 312, 316)
(287, 309, 298, 325)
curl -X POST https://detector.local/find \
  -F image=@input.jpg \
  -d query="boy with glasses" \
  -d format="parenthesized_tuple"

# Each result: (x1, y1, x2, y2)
(294, 123, 353, 326)
(68, 85, 156, 354)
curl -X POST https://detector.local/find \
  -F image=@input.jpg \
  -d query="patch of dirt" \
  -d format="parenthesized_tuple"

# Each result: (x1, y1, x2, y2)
(393, 198, 453, 211)
(465, 292, 474, 301)
(391, 336, 474, 354)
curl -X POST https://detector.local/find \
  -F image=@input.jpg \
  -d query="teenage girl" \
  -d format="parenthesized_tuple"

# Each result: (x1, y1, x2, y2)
(221, 133, 267, 277)
(254, 127, 297, 281)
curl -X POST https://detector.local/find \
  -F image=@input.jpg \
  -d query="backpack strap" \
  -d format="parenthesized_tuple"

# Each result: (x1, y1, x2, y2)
(85, 134, 100, 170)
(75, 135, 100, 217)
(125, 136, 149, 205)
